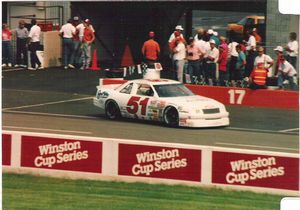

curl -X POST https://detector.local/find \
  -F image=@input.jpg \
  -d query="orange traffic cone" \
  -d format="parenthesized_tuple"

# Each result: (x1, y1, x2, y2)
(88, 49, 101, 70)
(121, 44, 135, 67)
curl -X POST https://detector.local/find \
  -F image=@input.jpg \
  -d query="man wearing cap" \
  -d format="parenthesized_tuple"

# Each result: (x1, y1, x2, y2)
(76, 18, 95, 42)
(80, 20, 95, 70)
(277, 55, 297, 90)
(253, 46, 274, 77)
(273, 46, 284, 77)
(59, 19, 76, 69)
(15, 20, 28, 67)
(172, 36, 186, 83)
(72, 16, 82, 68)
(168, 25, 185, 44)
(141, 31, 160, 67)
(205, 39, 219, 86)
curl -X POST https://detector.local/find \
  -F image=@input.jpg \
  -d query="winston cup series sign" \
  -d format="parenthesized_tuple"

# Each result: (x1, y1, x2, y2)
(212, 151, 299, 191)
(21, 136, 102, 173)
(2, 134, 12, 166)
(118, 144, 201, 181)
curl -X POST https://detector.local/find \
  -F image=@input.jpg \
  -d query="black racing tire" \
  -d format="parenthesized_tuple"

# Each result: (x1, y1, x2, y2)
(105, 100, 121, 120)
(163, 106, 179, 127)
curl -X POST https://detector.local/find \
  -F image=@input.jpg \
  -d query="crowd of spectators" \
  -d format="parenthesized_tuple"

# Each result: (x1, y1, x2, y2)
(142, 25, 298, 90)
(2, 18, 298, 90)
(2, 16, 95, 70)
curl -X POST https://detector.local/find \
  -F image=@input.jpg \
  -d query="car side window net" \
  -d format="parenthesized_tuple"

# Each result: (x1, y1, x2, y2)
(137, 84, 154, 96)
(120, 83, 133, 94)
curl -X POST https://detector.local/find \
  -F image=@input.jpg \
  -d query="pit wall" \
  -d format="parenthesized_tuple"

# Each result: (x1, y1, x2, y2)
(100, 78, 299, 110)
(2, 131, 299, 196)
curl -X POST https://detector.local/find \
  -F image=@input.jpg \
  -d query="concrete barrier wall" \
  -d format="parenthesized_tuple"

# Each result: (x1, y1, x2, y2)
(2, 131, 299, 196)
(101, 78, 299, 110)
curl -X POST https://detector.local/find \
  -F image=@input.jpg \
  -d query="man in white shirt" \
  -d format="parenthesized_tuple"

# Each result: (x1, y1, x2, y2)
(206, 39, 219, 85)
(254, 46, 274, 77)
(59, 19, 76, 69)
(277, 55, 297, 90)
(28, 19, 42, 70)
(285, 32, 298, 68)
(244, 30, 256, 77)
(172, 37, 186, 83)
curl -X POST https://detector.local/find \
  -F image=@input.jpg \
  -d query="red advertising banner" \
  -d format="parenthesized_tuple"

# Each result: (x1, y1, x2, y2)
(212, 151, 299, 191)
(118, 144, 201, 182)
(2, 134, 12, 166)
(186, 85, 299, 110)
(21, 136, 102, 173)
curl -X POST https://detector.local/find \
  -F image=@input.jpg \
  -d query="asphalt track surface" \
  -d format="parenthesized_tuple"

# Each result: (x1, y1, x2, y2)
(2, 67, 299, 154)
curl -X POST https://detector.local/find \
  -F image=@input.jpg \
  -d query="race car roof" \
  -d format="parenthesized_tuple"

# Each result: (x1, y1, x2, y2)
(132, 78, 181, 85)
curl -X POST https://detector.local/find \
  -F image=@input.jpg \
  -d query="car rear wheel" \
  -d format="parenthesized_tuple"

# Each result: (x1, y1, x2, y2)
(105, 100, 121, 120)
(163, 106, 179, 127)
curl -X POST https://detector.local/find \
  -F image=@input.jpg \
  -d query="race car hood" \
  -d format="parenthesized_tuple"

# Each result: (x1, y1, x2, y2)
(163, 95, 224, 110)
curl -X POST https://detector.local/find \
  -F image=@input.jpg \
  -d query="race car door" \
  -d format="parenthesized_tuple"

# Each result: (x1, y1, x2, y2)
(124, 83, 156, 120)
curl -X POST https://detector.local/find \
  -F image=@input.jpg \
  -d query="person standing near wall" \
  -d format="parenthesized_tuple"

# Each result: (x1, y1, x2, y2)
(2, 23, 13, 67)
(80, 19, 95, 70)
(28, 19, 42, 70)
(172, 37, 186, 83)
(206, 39, 219, 86)
(285, 32, 298, 69)
(141, 31, 160, 67)
(15, 20, 28, 68)
(59, 19, 76, 69)
(253, 46, 274, 78)
(244, 30, 256, 77)
(72, 16, 82, 68)
(186, 37, 203, 84)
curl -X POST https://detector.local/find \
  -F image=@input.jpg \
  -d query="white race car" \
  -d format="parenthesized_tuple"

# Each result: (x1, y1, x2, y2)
(93, 79, 229, 127)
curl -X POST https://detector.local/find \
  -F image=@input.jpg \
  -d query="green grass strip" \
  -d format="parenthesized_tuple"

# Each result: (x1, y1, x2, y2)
(3, 173, 283, 210)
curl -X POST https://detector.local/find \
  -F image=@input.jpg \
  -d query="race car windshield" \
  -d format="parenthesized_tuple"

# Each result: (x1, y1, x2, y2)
(153, 84, 195, 97)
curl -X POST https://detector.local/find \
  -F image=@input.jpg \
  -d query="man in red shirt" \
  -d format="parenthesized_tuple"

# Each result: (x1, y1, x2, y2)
(141, 31, 160, 67)
(81, 19, 95, 70)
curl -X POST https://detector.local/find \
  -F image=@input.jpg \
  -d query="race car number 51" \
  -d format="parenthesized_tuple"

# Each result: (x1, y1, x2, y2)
(127, 96, 150, 115)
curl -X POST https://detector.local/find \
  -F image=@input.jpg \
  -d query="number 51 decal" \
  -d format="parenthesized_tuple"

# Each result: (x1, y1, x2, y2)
(228, 89, 246, 105)
(127, 96, 150, 115)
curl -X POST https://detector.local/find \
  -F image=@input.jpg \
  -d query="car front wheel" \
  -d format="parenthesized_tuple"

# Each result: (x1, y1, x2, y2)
(163, 106, 179, 127)
(105, 100, 121, 120)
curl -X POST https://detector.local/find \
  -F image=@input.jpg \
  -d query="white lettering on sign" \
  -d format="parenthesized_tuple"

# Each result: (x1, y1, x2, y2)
(132, 149, 187, 176)
(34, 141, 89, 168)
(225, 157, 285, 184)
(228, 89, 246, 105)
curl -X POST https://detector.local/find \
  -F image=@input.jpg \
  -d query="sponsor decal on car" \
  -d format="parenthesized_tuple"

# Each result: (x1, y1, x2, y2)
(212, 151, 299, 190)
(97, 91, 109, 99)
(118, 144, 201, 181)
(21, 136, 102, 173)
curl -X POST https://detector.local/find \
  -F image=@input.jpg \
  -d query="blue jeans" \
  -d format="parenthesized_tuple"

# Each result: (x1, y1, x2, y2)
(63, 38, 74, 66)
(287, 55, 297, 69)
(278, 73, 298, 90)
(81, 43, 91, 68)
(73, 41, 82, 66)
(2, 41, 12, 64)
(187, 60, 200, 84)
